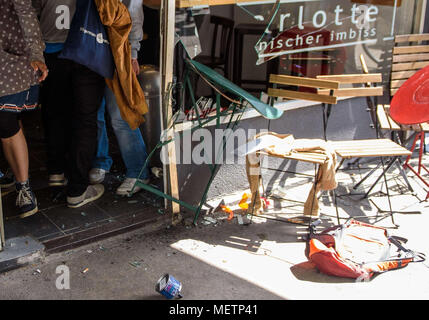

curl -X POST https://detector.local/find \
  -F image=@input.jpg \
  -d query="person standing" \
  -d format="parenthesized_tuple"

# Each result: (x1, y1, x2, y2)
(0, 0, 48, 217)
(33, 0, 106, 208)
(89, 0, 150, 196)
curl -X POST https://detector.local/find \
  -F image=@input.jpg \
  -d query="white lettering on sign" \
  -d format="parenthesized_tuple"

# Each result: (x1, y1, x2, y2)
(55, 5, 70, 30)
(255, 0, 398, 64)
(277, 4, 377, 32)
(334, 5, 343, 26)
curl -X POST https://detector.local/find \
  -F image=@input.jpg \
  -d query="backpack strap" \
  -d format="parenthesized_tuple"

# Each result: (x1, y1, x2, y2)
(390, 235, 408, 244)
(388, 236, 426, 263)
(362, 237, 426, 274)
(411, 252, 426, 263)
(388, 236, 409, 252)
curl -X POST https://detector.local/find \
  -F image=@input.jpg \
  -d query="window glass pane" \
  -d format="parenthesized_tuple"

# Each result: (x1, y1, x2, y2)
(234, 0, 422, 80)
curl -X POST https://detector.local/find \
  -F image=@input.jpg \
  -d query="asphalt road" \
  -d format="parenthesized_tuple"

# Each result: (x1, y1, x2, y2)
(1, 187, 429, 302)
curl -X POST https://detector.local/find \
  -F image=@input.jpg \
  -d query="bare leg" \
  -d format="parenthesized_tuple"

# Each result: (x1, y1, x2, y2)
(1, 129, 29, 183)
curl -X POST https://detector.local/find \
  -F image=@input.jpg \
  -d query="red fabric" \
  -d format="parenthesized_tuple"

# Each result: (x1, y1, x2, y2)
(308, 238, 365, 279)
(307, 220, 414, 279)
(390, 64, 429, 125)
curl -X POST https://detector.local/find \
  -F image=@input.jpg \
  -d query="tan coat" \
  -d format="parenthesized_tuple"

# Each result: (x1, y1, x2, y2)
(246, 132, 338, 217)
(95, 0, 148, 130)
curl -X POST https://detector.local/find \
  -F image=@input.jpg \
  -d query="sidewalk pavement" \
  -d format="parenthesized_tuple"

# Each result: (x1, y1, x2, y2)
(0, 155, 429, 300)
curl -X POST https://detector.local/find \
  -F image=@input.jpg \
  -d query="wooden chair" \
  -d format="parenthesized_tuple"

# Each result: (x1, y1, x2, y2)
(315, 73, 412, 192)
(267, 72, 384, 139)
(267, 73, 339, 140)
(330, 139, 411, 196)
(355, 54, 416, 195)
(266, 73, 412, 226)
(193, 16, 234, 98)
(364, 35, 429, 142)
(362, 34, 429, 200)
(195, 15, 234, 80)
(241, 76, 343, 224)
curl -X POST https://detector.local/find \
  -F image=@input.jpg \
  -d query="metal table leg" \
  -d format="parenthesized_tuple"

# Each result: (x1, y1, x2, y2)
(362, 156, 398, 199)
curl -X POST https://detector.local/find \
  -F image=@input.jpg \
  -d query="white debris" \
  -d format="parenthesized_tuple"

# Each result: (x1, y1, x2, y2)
(203, 216, 218, 224)
(151, 167, 163, 178)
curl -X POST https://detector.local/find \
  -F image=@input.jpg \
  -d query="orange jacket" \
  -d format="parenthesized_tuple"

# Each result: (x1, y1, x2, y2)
(95, 0, 148, 130)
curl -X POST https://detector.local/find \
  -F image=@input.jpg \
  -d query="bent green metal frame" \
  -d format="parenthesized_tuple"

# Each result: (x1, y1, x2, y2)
(132, 59, 283, 225)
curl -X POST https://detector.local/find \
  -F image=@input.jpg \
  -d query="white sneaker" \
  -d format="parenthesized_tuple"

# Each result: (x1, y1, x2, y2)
(89, 168, 106, 184)
(67, 184, 105, 208)
(116, 177, 149, 196)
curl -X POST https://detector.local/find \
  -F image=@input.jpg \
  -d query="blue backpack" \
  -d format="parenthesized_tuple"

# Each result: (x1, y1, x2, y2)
(59, 0, 115, 79)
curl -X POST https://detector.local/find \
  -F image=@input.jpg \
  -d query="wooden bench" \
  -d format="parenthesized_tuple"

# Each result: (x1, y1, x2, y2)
(331, 139, 412, 159)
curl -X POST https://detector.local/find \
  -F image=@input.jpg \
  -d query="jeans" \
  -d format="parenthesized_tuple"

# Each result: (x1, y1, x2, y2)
(93, 86, 150, 180)
(41, 52, 105, 197)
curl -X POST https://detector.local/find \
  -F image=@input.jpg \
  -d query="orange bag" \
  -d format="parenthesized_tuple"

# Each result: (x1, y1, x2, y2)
(306, 219, 425, 281)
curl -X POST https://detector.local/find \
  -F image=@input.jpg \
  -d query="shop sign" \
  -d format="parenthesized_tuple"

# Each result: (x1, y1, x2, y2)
(254, 0, 401, 64)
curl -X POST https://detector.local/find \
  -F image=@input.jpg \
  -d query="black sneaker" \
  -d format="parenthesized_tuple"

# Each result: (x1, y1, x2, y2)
(15, 181, 38, 218)
(0, 169, 15, 189)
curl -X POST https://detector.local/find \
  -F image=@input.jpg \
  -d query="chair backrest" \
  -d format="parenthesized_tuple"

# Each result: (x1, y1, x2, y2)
(267, 72, 382, 105)
(210, 15, 234, 62)
(267, 74, 340, 105)
(267, 72, 382, 141)
(390, 33, 429, 97)
(318, 71, 384, 137)
(315, 74, 383, 98)
(359, 39, 429, 134)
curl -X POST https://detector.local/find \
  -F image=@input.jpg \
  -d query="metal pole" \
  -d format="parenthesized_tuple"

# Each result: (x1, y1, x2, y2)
(419, 0, 427, 33)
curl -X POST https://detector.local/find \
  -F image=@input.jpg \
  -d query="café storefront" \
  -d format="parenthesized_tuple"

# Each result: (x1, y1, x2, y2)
(156, 0, 428, 222)
(0, 0, 428, 258)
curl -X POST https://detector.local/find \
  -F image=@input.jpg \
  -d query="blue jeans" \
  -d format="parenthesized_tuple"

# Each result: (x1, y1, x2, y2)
(93, 87, 150, 180)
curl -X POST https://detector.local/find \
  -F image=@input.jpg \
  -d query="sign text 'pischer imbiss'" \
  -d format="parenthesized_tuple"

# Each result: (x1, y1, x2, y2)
(257, 0, 398, 61)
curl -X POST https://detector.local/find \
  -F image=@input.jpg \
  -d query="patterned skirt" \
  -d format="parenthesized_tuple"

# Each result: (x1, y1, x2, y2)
(0, 85, 40, 113)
